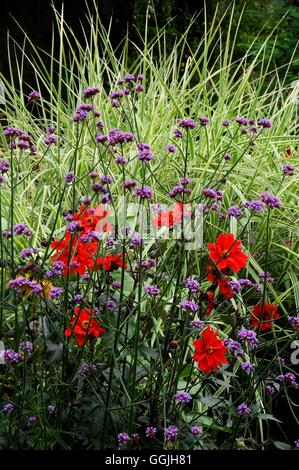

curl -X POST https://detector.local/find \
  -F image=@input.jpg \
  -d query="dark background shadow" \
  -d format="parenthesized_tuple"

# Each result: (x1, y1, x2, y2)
(1, 0, 298, 90)
(0, 0, 204, 84)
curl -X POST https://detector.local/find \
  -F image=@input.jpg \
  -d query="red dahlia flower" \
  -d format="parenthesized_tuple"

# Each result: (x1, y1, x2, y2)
(206, 265, 218, 283)
(152, 202, 190, 228)
(74, 205, 112, 234)
(208, 232, 248, 273)
(193, 326, 227, 374)
(205, 291, 215, 316)
(206, 265, 234, 299)
(97, 253, 127, 271)
(51, 205, 113, 277)
(217, 278, 234, 299)
(250, 301, 280, 330)
(65, 307, 106, 346)
(51, 233, 99, 276)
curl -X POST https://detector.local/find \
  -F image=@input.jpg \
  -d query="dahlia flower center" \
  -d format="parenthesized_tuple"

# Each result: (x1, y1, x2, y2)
(222, 249, 230, 258)
(81, 320, 90, 330)
(206, 346, 214, 354)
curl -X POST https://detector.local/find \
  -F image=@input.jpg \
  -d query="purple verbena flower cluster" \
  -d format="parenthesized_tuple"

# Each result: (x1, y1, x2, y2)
(79, 362, 97, 377)
(237, 403, 252, 416)
(178, 118, 197, 129)
(0, 349, 22, 363)
(241, 362, 255, 373)
(137, 142, 153, 162)
(224, 339, 244, 357)
(134, 186, 153, 199)
(13, 222, 32, 237)
(144, 284, 160, 296)
(202, 188, 223, 201)
(2, 403, 14, 414)
(282, 164, 295, 176)
(175, 391, 192, 404)
(237, 329, 259, 349)
(227, 205, 242, 219)
(82, 87, 100, 98)
(27, 90, 41, 102)
(179, 299, 199, 312)
(189, 319, 205, 330)
(260, 192, 282, 209)
(118, 432, 131, 449)
(165, 425, 179, 442)
(145, 426, 157, 438)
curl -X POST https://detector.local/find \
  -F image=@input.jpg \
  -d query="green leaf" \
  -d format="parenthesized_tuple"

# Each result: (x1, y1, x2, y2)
(289, 9, 299, 19)
(139, 346, 159, 360)
(200, 396, 224, 408)
(111, 271, 135, 297)
(179, 364, 193, 379)
(46, 341, 63, 365)
(258, 413, 282, 423)
(1, 218, 7, 230)
(200, 415, 232, 433)
(273, 441, 292, 450)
